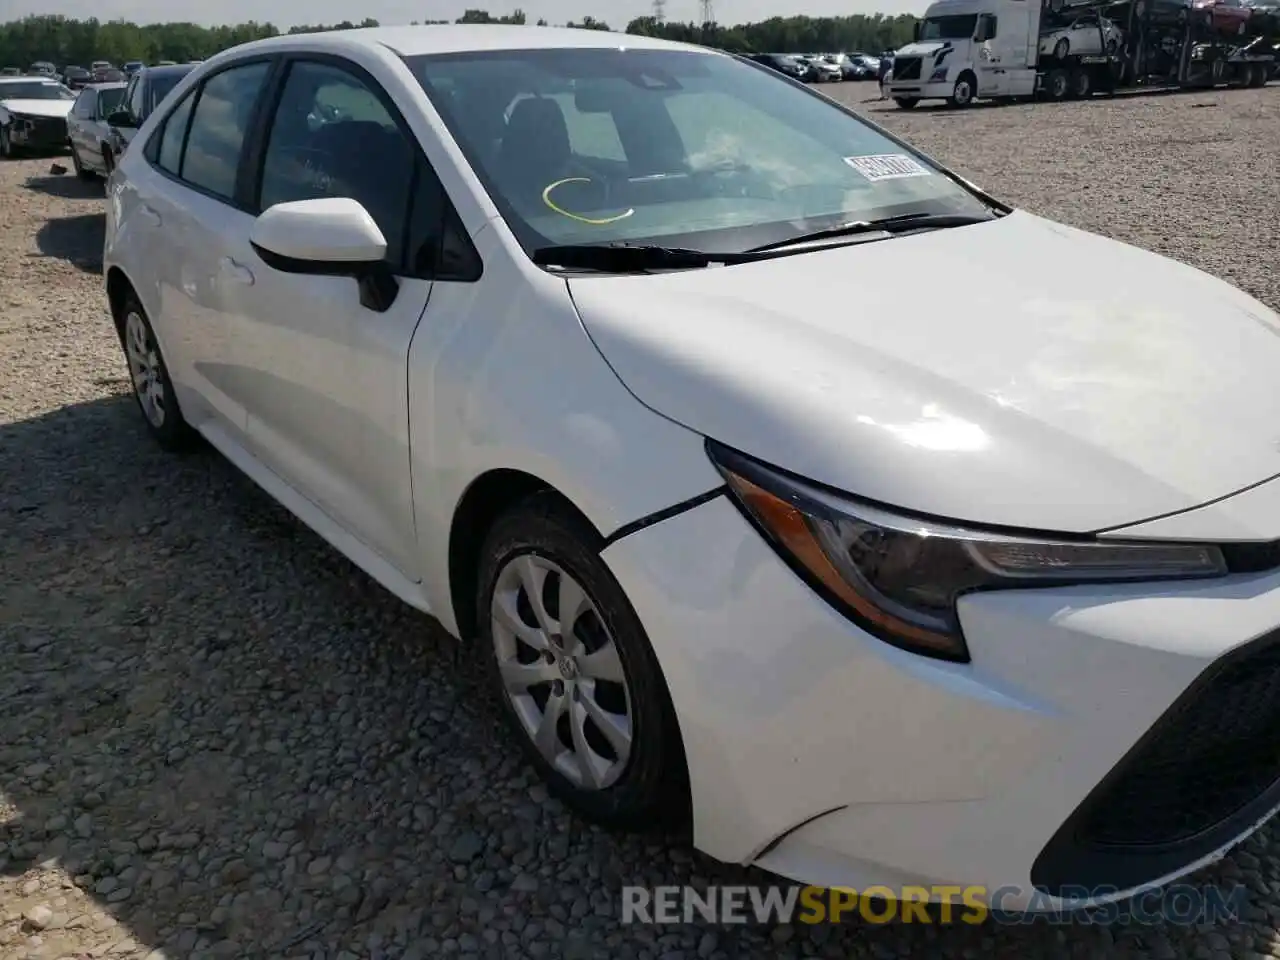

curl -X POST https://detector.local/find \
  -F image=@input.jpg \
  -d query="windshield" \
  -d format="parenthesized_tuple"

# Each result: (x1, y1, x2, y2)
(147, 72, 190, 113)
(0, 81, 74, 101)
(406, 48, 988, 256)
(921, 15, 979, 40)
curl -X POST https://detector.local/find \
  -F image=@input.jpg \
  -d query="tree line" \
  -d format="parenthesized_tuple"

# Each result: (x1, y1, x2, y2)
(0, 9, 917, 70)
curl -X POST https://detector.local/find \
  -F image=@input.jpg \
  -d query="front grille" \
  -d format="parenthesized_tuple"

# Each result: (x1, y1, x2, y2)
(20, 115, 67, 145)
(893, 56, 923, 80)
(1079, 639, 1280, 847)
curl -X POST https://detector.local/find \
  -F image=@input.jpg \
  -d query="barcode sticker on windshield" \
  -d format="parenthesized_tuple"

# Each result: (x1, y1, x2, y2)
(843, 154, 932, 181)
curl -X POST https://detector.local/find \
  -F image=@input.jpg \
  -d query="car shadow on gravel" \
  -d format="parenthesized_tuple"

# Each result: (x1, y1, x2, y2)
(24, 173, 104, 200)
(35, 213, 104, 274)
(0, 397, 1261, 959)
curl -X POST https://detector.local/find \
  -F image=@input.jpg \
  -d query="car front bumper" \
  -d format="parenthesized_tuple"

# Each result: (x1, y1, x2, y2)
(9, 115, 69, 151)
(886, 80, 956, 100)
(601, 492, 1280, 909)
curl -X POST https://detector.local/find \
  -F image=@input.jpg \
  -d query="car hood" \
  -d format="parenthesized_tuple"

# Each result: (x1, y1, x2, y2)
(569, 210, 1280, 534)
(1, 99, 74, 118)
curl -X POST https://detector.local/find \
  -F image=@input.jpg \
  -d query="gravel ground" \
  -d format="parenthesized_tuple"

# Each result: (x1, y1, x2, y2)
(1, 84, 1279, 960)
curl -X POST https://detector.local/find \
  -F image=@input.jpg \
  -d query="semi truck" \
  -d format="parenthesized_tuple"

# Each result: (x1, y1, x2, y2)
(886, 0, 1279, 107)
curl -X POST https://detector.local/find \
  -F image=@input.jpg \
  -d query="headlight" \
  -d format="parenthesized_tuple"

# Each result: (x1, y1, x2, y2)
(930, 67, 950, 81)
(707, 441, 1228, 663)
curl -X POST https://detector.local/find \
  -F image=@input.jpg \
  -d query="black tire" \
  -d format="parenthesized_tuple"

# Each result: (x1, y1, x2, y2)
(101, 144, 114, 175)
(1070, 68, 1092, 98)
(1046, 67, 1071, 100)
(948, 71, 977, 107)
(477, 493, 687, 830)
(893, 96, 920, 109)
(0, 124, 12, 159)
(115, 290, 197, 451)
(1054, 37, 1070, 60)
(71, 143, 95, 180)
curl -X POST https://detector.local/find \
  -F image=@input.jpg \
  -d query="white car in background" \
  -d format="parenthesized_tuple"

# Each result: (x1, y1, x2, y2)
(104, 24, 1280, 911)
(1040, 15, 1124, 58)
(0, 76, 76, 157)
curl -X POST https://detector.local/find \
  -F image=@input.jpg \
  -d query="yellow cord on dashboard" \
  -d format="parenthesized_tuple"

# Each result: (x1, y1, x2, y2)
(542, 178, 635, 225)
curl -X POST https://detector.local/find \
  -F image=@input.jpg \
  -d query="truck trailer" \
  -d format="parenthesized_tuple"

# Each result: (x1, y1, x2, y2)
(886, 0, 1278, 107)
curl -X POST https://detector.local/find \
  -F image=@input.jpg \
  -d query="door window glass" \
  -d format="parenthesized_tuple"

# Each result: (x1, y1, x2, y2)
(157, 89, 196, 176)
(258, 60, 414, 264)
(181, 61, 270, 200)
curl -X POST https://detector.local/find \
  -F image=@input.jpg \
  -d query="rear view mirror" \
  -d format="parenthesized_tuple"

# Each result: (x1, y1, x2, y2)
(249, 197, 399, 312)
(106, 110, 134, 127)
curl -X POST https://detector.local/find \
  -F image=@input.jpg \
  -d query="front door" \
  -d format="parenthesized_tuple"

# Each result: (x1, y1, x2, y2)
(231, 57, 444, 579)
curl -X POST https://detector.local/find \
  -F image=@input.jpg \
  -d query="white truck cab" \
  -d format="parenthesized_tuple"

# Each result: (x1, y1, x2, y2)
(887, 0, 1040, 107)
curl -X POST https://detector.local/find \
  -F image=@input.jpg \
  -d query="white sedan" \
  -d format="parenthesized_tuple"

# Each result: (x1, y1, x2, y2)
(104, 24, 1280, 910)
(0, 76, 76, 157)
(1040, 16, 1124, 59)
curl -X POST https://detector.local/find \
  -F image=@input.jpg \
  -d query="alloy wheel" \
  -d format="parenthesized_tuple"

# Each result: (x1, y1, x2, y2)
(125, 310, 166, 428)
(490, 553, 634, 791)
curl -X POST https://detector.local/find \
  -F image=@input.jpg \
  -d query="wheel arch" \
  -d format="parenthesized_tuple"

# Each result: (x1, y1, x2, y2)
(105, 265, 136, 341)
(447, 468, 604, 643)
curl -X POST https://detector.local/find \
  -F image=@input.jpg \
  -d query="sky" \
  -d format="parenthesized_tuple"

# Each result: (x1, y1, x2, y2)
(0, 0, 929, 30)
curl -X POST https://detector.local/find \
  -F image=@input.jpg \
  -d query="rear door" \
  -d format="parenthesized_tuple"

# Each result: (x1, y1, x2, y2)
(122, 58, 276, 441)
(68, 88, 94, 161)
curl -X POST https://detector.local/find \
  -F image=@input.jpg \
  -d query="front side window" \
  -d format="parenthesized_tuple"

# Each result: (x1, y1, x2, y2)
(258, 60, 414, 264)
(407, 48, 989, 256)
(921, 15, 979, 40)
(181, 61, 270, 200)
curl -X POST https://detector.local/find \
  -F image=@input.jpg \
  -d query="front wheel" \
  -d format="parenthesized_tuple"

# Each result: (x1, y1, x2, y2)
(948, 73, 977, 107)
(893, 96, 920, 109)
(1053, 38, 1070, 60)
(478, 494, 687, 830)
(0, 125, 12, 159)
(71, 143, 95, 180)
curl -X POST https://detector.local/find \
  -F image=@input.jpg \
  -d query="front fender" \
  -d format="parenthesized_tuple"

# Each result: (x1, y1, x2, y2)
(407, 226, 724, 637)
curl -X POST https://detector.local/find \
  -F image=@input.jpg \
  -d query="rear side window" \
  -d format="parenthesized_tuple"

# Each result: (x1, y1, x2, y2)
(181, 62, 271, 201)
(157, 89, 195, 176)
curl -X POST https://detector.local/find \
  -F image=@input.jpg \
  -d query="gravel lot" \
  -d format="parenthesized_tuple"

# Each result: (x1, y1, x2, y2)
(2, 84, 1279, 960)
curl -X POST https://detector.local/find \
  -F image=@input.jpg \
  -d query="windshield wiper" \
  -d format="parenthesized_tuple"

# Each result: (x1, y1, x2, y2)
(532, 243, 739, 273)
(746, 212, 999, 254)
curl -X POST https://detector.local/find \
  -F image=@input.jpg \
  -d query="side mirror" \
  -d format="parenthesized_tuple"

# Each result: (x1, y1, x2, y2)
(249, 197, 399, 312)
(107, 110, 134, 127)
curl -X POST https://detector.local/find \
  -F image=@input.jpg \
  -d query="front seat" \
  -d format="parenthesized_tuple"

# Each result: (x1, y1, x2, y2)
(495, 97, 574, 205)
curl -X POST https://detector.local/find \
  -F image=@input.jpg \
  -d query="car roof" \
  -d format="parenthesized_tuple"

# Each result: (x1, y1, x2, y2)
(219, 23, 713, 61)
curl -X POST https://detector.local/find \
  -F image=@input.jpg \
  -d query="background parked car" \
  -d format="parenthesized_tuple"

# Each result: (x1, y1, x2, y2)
(29, 61, 55, 77)
(106, 62, 198, 158)
(1193, 0, 1254, 33)
(67, 80, 127, 179)
(0, 67, 19, 77)
(0, 75, 76, 157)
(124, 60, 144, 76)
(743, 52, 807, 79)
(62, 65, 91, 90)
(1039, 15, 1123, 58)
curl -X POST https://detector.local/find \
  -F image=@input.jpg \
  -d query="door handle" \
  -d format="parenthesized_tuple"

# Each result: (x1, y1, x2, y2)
(138, 204, 161, 226)
(220, 257, 255, 286)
